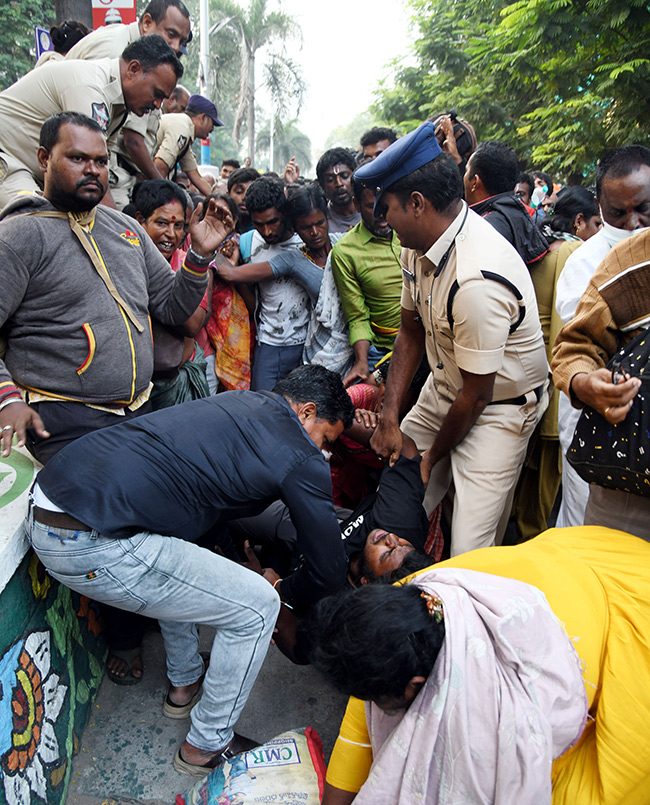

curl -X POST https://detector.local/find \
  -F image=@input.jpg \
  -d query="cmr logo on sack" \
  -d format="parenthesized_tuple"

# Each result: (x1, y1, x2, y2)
(245, 738, 301, 768)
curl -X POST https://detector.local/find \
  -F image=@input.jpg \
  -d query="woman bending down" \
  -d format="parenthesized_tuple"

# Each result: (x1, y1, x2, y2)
(307, 527, 650, 804)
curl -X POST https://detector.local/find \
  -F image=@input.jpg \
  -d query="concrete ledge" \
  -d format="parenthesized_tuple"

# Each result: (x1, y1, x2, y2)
(0, 447, 107, 805)
(0, 446, 40, 595)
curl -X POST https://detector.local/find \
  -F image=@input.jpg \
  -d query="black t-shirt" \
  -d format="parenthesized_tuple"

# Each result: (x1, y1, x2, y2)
(340, 455, 428, 557)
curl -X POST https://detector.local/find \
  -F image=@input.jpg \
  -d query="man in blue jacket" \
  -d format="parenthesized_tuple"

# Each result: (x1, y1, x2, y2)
(29, 365, 353, 775)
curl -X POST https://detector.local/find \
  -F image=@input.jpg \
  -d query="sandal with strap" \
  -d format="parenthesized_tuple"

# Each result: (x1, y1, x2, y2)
(105, 647, 143, 687)
(163, 651, 210, 719)
(173, 733, 259, 777)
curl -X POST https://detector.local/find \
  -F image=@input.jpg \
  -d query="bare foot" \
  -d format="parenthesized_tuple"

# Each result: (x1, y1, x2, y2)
(107, 651, 142, 679)
(168, 678, 202, 707)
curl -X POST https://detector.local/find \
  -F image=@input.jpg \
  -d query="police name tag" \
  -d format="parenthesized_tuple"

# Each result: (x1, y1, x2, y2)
(402, 267, 415, 282)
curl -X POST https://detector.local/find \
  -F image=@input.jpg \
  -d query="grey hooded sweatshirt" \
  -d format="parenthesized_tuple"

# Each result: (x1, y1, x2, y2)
(0, 194, 207, 406)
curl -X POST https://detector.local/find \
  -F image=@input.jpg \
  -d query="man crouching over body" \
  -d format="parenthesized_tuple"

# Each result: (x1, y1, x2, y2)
(28, 364, 354, 776)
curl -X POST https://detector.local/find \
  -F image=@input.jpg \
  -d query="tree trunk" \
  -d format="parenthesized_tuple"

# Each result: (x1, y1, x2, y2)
(56, 0, 92, 27)
(246, 53, 255, 165)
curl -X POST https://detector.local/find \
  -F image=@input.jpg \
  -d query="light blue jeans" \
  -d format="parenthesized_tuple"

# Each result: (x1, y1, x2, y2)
(28, 512, 280, 751)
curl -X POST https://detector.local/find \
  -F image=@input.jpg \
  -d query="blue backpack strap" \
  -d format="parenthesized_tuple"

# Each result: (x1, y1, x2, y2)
(446, 271, 526, 334)
(239, 229, 254, 263)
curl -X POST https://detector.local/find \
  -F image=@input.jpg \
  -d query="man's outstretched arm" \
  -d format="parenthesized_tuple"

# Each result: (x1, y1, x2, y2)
(370, 306, 425, 465)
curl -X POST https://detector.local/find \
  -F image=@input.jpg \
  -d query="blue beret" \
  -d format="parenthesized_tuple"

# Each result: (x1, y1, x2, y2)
(186, 95, 224, 127)
(355, 121, 442, 213)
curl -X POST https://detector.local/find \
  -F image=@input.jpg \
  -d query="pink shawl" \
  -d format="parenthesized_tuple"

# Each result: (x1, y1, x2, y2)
(356, 568, 588, 804)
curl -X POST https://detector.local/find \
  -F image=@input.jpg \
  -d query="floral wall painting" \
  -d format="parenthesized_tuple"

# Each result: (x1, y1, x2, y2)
(0, 555, 106, 804)
(0, 632, 67, 804)
(1, 446, 105, 804)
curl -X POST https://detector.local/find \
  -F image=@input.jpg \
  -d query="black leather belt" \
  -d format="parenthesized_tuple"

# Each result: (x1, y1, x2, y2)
(33, 506, 91, 531)
(488, 383, 544, 406)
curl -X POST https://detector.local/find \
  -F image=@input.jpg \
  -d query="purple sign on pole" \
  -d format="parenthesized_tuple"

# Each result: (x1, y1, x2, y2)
(35, 26, 53, 61)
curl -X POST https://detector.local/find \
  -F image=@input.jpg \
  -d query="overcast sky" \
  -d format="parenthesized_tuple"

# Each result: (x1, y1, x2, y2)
(258, 0, 413, 156)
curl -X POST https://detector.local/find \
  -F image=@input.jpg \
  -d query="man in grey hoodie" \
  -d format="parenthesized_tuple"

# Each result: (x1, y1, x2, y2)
(0, 111, 232, 464)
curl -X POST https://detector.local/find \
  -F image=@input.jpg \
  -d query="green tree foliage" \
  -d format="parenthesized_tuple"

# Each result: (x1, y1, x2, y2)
(0, 0, 54, 89)
(324, 111, 393, 152)
(375, 0, 650, 178)
(256, 117, 312, 173)
(172, 0, 244, 165)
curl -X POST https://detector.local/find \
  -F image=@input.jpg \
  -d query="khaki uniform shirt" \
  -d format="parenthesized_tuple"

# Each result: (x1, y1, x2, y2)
(401, 202, 548, 403)
(0, 57, 126, 180)
(65, 20, 140, 60)
(154, 113, 197, 175)
(64, 21, 159, 175)
(35, 51, 63, 68)
(113, 110, 162, 171)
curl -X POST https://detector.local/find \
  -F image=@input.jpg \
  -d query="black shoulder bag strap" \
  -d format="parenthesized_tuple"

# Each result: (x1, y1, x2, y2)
(446, 271, 526, 335)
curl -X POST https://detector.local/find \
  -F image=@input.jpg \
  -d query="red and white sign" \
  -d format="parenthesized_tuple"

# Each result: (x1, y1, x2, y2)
(92, 0, 137, 29)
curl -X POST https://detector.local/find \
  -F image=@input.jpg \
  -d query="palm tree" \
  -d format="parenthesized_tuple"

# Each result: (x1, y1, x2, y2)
(211, 0, 304, 165)
(256, 117, 312, 173)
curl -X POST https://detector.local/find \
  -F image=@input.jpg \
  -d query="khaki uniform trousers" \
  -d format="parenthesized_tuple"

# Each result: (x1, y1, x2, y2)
(0, 152, 40, 207)
(109, 162, 136, 211)
(402, 374, 546, 556)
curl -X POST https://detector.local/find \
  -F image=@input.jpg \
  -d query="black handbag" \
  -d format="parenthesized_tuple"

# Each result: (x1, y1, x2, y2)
(567, 326, 650, 496)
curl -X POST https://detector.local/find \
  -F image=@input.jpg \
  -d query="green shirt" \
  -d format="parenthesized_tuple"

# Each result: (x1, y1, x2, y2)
(330, 222, 403, 350)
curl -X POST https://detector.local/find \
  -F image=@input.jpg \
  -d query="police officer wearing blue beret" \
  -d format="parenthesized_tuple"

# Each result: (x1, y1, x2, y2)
(360, 122, 549, 556)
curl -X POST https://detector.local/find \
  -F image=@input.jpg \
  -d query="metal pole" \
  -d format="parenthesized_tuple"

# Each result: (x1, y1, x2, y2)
(269, 99, 275, 173)
(199, 0, 209, 97)
(199, 0, 211, 164)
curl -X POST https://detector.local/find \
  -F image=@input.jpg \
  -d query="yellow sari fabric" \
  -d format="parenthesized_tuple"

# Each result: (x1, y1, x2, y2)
(327, 527, 650, 804)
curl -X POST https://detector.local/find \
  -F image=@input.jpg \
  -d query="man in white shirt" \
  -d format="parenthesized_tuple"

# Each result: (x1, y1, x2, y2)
(554, 145, 650, 527)
(237, 177, 305, 390)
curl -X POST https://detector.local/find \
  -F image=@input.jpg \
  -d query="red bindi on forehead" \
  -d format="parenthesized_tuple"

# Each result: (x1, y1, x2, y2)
(170, 215, 177, 221)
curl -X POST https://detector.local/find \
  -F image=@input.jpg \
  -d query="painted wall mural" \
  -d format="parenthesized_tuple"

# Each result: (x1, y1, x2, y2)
(0, 556, 106, 805)
(0, 631, 67, 804)
(1, 446, 106, 804)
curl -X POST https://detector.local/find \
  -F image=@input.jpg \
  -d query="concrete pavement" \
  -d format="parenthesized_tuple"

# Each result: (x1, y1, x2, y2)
(65, 626, 347, 805)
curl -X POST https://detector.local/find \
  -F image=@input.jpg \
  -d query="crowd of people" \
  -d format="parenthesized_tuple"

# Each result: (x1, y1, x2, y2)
(1, 1, 649, 801)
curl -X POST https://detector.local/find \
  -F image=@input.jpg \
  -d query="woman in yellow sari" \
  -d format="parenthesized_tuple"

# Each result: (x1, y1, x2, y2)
(309, 527, 650, 804)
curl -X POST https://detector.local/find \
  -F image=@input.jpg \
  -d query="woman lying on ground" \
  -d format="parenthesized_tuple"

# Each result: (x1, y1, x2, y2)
(307, 526, 650, 805)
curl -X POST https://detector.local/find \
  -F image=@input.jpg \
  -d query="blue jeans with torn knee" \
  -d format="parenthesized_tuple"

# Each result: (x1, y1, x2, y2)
(28, 512, 280, 751)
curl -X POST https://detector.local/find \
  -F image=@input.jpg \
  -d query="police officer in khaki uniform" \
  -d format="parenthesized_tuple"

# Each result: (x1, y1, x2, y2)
(154, 95, 223, 197)
(65, 0, 191, 62)
(361, 122, 549, 556)
(111, 110, 163, 209)
(64, 0, 192, 210)
(0, 36, 183, 207)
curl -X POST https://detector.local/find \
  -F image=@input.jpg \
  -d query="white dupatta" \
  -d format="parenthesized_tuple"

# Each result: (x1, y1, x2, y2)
(355, 568, 588, 805)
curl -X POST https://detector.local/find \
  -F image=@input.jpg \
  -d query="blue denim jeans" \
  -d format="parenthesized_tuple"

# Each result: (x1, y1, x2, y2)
(28, 512, 280, 751)
(367, 344, 389, 373)
(250, 342, 304, 391)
